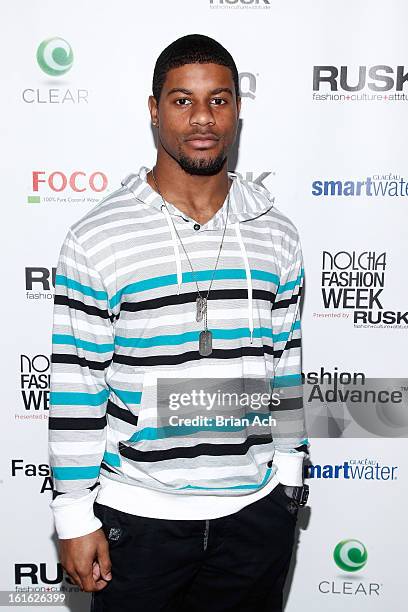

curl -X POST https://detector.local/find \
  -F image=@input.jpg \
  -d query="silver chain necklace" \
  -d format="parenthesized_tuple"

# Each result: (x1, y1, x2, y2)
(151, 167, 230, 357)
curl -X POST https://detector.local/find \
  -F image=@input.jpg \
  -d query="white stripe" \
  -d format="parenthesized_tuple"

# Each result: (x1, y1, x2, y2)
(117, 307, 273, 330)
(121, 448, 273, 482)
(49, 440, 105, 454)
(54, 314, 113, 337)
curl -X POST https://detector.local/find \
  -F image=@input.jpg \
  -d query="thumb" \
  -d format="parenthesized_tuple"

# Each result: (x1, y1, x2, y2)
(96, 539, 112, 581)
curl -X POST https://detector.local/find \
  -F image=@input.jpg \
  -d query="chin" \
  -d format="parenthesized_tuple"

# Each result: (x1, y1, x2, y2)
(177, 152, 227, 176)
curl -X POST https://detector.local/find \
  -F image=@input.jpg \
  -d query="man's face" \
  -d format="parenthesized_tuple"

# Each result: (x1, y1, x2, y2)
(149, 62, 241, 175)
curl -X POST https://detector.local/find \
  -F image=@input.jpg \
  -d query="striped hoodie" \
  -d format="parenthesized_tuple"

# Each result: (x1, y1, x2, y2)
(48, 166, 309, 539)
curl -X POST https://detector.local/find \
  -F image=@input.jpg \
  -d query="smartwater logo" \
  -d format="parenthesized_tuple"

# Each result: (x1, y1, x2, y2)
(312, 173, 408, 197)
(305, 458, 398, 480)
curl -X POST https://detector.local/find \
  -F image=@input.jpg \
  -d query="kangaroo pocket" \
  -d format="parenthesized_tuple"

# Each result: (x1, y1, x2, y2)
(117, 365, 276, 495)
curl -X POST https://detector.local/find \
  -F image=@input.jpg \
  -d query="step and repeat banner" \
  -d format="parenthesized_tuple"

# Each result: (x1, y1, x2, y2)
(1, 0, 407, 610)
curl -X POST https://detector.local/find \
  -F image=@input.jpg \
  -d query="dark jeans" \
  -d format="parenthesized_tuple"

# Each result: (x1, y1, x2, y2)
(90, 483, 299, 612)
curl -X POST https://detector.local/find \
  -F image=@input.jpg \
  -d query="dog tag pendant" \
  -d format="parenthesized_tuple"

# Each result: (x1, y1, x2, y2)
(196, 296, 207, 322)
(199, 330, 212, 356)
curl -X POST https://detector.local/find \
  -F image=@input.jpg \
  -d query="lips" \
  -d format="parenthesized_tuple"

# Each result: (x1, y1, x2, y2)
(185, 134, 219, 149)
(186, 134, 219, 141)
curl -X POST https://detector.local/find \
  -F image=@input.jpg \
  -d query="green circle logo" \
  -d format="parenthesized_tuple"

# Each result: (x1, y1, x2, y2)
(333, 539, 368, 572)
(36, 37, 73, 76)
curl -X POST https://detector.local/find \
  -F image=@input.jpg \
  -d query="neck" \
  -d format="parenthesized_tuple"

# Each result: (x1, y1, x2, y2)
(146, 150, 232, 226)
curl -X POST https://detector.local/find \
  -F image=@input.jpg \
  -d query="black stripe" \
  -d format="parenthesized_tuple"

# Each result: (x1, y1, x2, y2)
(294, 444, 309, 454)
(49, 415, 107, 430)
(51, 353, 113, 371)
(113, 345, 276, 367)
(100, 462, 116, 474)
(269, 396, 303, 411)
(54, 294, 111, 320)
(107, 399, 139, 426)
(273, 338, 302, 357)
(48, 402, 139, 430)
(272, 290, 301, 311)
(118, 433, 273, 463)
(120, 288, 276, 313)
(51, 342, 298, 370)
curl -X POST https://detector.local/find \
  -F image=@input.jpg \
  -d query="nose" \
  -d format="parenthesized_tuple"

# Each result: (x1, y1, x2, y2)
(189, 101, 215, 127)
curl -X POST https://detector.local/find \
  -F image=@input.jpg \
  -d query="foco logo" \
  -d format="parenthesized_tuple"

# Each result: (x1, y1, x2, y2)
(28, 171, 108, 204)
(36, 38, 73, 76)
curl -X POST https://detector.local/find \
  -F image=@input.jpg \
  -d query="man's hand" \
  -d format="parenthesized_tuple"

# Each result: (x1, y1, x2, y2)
(59, 528, 112, 592)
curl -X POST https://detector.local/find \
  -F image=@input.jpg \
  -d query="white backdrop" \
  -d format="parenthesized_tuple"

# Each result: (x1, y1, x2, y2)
(1, 0, 406, 610)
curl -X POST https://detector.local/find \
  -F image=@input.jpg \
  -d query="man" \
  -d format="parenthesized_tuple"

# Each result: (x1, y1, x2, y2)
(49, 33, 309, 612)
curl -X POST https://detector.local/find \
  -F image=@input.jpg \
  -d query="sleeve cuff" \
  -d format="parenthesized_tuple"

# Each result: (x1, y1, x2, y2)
(49, 487, 102, 539)
(272, 449, 306, 486)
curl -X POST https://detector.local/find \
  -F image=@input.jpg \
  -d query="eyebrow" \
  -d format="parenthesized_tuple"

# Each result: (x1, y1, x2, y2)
(166, 87, 234, 97)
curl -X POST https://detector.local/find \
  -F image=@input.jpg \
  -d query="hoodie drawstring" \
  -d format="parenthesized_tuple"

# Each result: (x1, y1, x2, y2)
(161, 204, 183, 295)
(234, 222, 254, 345)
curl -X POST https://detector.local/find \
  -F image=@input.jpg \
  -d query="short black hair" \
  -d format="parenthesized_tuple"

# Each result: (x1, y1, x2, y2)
(152, 33, 240, 104)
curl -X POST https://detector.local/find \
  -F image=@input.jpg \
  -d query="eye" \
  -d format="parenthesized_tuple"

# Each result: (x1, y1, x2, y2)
(211, 98, 227, 105)
(175, 98, 192, 105)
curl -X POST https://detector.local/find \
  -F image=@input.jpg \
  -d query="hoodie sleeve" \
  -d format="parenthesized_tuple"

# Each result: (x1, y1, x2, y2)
(48, 228, 114, 539)
(270, 225, 310, 486)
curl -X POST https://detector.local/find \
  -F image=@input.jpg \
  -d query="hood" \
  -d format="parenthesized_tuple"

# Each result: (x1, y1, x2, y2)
(121, 166, 274, 228)
(121, 166, 275, 345)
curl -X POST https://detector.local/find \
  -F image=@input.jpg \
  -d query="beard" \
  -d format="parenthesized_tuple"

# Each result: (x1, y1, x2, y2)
(177, 147, 227, 176)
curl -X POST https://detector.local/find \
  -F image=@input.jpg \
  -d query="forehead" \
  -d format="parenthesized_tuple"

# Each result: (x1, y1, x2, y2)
(163, 63, 235, 92)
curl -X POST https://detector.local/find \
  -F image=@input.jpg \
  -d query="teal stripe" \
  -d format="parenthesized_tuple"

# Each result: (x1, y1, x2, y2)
(179, 466, 273, 491)
(50, 389, 110, 406)
(273, 374, 302, 388)
(115, 325, 299, 349)
(56, 274, 108, 301)
(53, 334, 114, 353)
(51, 465, 100, 480)
(110, 268, 280, 309)
(252, 269, 279, 284)
(273, 320, 300, 343)
(111, 387, 142, 405)
(128, 411, 275, 443)
(277, 268, 304, 294)
(103, 451, 121, 467)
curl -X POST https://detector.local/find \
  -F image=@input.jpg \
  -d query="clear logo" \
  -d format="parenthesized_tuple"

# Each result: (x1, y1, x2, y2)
(333, 539, 368, 572)
(36, 37, 74, 76)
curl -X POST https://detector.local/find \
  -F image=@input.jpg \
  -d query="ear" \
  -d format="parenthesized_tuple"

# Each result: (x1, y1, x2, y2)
(236, 95, 241, 118)
(148, 95, 159, 125)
